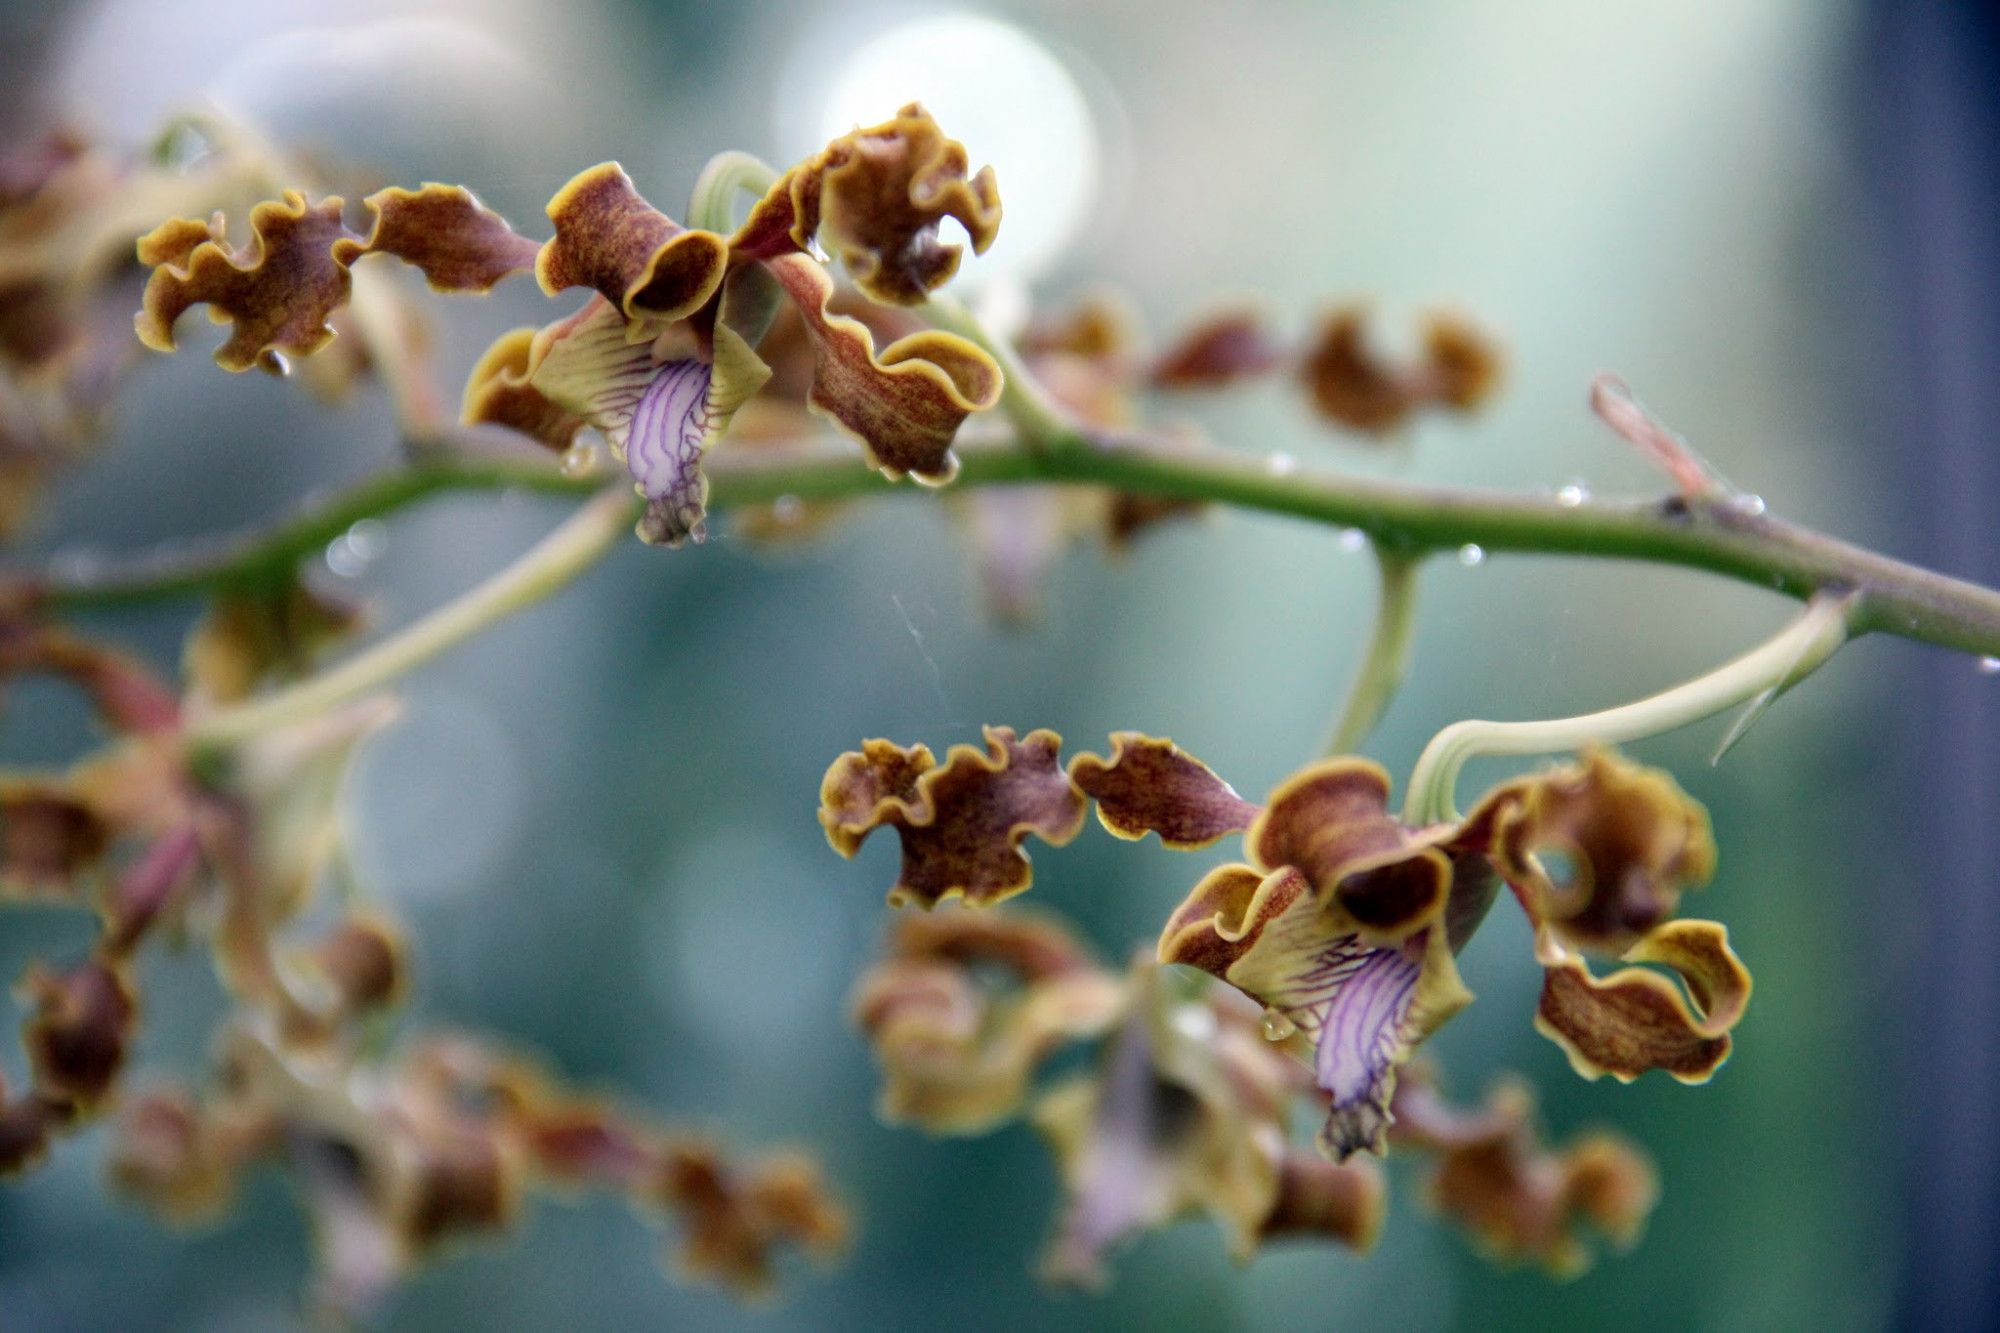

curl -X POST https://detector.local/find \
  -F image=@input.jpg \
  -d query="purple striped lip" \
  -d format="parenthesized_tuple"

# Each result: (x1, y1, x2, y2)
(624, 359, 713, 543)
(1313, 944, 1420, 1109)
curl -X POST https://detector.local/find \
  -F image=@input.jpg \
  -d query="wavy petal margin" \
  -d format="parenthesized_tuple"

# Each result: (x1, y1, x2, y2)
(735, 103, 1000, 306)
(1248, 759, 1451, 941)
(764, 252, 999, 483)
(1534, 919, 1751, 1083)
(137, 185, 538, 373)
(1476, 747, 1716, 955)
(819, 726, 1087, 908)
(536, 164, 728, 322)
(1068, 732, 1259, 849)
(851, 910, 1123, 1132)
(1390, 1063, 1658, 1276)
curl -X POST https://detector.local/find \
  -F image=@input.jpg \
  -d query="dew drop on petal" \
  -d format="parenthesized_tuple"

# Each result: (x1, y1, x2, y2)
(1267, 451, 1299, 478)
(1261, 1007, 1297, 1041)
(559, 441, 601, 479)
(1457, 543, 1486, 567)
(1732, 493, 1768, 516)
(1556, 481, 1590, 507)
(1978, 656, 2000, 675)
(1337, 527, 1367, 553)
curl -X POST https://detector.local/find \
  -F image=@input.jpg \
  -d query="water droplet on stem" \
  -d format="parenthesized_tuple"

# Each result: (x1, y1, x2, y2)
(560, 441, 602, 479)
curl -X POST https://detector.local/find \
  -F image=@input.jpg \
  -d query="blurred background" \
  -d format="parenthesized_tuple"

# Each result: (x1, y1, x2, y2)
(0, 0, 1994, 1328)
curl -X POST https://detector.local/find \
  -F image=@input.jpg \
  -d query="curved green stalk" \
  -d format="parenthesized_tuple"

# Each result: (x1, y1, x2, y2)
(1400, 592, 1856, 824)
(1324, 545, 1423, 756)
(185, 487, 637, 751)
(687, 151, 779, 234)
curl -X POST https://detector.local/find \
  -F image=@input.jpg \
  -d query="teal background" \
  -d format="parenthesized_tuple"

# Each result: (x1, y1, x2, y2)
(0, 1, 1944, 1328)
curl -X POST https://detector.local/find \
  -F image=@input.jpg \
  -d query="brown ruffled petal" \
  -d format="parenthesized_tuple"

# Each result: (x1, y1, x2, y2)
(137, 184, 540, 374)
(20, 957, 136, 1111)
(1257, 1152, 1387, 1250)
(1423, 311, 1506, 410)
(1248, 759, 1450, 940)
(1475, 748, 1716, 955)
(653, 1140, 849, 1297)
(737, 103, 1000, 306)
(397, 1128, 522, 1253)
(1150, 309, 1287, 389)
(1390, 1063, 1657, 1276)
(536, 164, 728, 322)
(460, 326, 588, 451)
(1068, 732, 1259, 849)
(853, 911, 1124, 1133)
(765, 252, 1000, 484)
(1158, 863, 1307, 978)
(1299, 306, 1505, 435)
(1021, 292, 1141, 367)
(1535, 919, 1752, 1083)
(332, 184, 542, 293)
(0, 780, 110, 895)
(136, 195, 348, 372)
(305, 913, 408, 1018)
(1299, 307, 1407, 434)
(819, 726, 1086, 909)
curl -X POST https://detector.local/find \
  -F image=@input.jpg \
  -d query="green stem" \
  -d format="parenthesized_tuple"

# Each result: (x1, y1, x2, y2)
(687, 151, 779, 234)
(22, 431, 2000, 659)
(1400, 592, 1856, 824)
(185, 487, 636, 750)
(1324, 545, 1423, 756)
